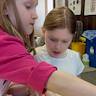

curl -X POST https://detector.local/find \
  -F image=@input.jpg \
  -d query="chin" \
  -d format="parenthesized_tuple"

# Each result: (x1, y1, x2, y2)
(25, 27, 33, 35)
(26, 30, 33, 35)
(50, 54, 60, 58)
(28, 31, 33, 35)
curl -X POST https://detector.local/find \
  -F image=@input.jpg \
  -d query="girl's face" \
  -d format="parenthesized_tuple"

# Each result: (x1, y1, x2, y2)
(7, 0, 38, 35)
(43, 28, 73, 58)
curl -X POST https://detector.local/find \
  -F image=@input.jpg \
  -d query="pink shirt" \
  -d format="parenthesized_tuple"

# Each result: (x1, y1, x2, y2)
(0, 28, 56, 94)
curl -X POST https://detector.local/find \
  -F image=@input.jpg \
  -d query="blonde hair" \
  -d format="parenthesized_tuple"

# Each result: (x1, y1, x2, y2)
(43, 7, 76, 34)
(0, 0, 35, 53)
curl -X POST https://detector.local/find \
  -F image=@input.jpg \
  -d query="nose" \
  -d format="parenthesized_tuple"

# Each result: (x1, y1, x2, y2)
(31, 8, 38, 20)
(55, 42, 62, 50)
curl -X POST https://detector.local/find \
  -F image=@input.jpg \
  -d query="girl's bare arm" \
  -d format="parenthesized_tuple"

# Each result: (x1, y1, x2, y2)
(47, 71, 96, 96)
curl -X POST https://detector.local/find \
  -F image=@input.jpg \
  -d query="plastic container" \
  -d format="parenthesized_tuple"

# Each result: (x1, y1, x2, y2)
(71, 42, 86, 56)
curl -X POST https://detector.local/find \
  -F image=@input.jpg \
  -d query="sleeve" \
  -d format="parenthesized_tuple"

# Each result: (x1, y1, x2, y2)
(76, 53, 84, 76)
(0, 34, 57, 94)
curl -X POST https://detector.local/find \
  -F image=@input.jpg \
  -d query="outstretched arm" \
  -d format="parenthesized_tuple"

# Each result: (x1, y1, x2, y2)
(47, 71, 96, 96)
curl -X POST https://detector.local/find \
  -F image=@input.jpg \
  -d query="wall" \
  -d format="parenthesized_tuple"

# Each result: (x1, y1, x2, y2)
(55, 0, 65, 7)
(34, 0, 45, 36)
(34, 0, 53, 36)
(55, 0, 96, 30)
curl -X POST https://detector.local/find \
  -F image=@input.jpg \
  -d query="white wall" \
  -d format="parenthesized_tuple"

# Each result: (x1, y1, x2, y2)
(34, 0, 53, 36)
(34, 0, 45, 35)
(55, 0, 65, 8)
(47, 0, 53, 13)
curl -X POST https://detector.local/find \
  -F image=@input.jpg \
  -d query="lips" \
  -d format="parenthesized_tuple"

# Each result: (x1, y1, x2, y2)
(53, 51, 60, 55)
(30, 23, 34, 26)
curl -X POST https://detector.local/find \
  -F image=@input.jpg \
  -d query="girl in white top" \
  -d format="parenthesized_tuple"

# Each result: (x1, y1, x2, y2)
(34, 7, 84, 96)
(35, 45, 84, 76)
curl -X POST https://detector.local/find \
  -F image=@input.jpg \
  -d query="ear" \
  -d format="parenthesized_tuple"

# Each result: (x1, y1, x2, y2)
(4, 6, 9, 16)
(41, 27, 46, 36)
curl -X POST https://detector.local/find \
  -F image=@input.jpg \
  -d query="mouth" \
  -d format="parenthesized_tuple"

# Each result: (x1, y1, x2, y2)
(30, 23, 34, 26)
(52, 51, 61, 55)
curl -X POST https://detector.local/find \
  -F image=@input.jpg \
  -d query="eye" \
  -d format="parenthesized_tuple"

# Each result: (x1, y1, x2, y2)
(62, 41, 67, 43)
(26, 5, 31, 9)
(25, 3, 32, 9)
(62, 40, 69, 44)
(50, 38, 58, 42)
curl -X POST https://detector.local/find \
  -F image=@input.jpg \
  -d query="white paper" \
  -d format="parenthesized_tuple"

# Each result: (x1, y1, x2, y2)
(68, 0, 81, 15)
(84, 0, 96, 15)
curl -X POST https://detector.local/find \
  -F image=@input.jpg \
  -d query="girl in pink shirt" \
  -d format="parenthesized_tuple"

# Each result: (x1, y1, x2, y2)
(0, 0, 96, 96)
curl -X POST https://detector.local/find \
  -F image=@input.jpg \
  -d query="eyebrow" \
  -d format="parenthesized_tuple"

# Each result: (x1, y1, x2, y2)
(49, 36, 70, 42)
(24, 0, 38, 6)
(31, 0, 38, 6)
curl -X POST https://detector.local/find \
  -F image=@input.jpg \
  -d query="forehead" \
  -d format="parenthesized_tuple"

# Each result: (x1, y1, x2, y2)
(46, 28, 73, 39)
(47, 28, 71, 35)
(15, 0, 38, 5)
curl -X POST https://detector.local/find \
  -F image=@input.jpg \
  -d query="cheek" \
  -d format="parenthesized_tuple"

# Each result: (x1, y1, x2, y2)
(45, 38, 55, 46)
(17, 7, 29, 24)
(65, 42, 72, 49)
(19, 12, 26, 24)
(45, 39, 54, 49)
(61, 42, 71, 50)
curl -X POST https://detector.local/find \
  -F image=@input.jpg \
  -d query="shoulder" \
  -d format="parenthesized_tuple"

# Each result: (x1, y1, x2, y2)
(0, 28, 28, 56)
(67, 49, 84, 75)
(34, 45, 49, 62)
(35, 45, 47, 54)
(0, 28, 24, 45)
(67, 49, 80, 57)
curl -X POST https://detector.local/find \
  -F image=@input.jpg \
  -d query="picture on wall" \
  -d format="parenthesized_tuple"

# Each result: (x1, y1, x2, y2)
(68, 0, 81, 15)
(84, 0, 96, 15)
(54, 0, 65, 8)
